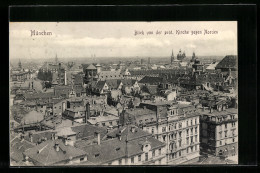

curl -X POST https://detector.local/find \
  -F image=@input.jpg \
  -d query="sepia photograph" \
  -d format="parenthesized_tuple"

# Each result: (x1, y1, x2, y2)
(9, 21, 238, 166)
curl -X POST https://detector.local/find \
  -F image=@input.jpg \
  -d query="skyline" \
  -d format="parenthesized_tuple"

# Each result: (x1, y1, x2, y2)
(10, 22, 237, 60)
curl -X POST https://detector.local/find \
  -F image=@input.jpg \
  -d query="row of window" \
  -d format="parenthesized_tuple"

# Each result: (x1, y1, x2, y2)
(101, 121, 119, 127)
(109, 148, 162, 165)
(219, 138, 236, 146)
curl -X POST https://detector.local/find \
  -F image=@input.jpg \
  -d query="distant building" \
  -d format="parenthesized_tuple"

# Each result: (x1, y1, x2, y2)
(177, 49, 186, 61)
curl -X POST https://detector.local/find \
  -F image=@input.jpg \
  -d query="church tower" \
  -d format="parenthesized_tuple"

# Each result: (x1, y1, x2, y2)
(171, 50, 174, 64)
(18, 59, 22, 70)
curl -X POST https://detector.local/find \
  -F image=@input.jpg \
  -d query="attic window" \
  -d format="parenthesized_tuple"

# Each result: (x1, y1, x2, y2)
(116, 147, 120, 151)
(95, 153, 100, 157)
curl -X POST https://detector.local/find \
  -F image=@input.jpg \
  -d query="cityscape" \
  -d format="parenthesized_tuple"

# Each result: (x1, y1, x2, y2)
(9, 22, 238, 166)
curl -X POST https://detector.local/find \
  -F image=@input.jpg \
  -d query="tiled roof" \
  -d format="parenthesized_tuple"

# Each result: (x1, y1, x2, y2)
(86, 64, 97, 70)
(81, 126, 165, 164)
(215, 55, 237, 69)
(21, 111, 44, 124)
(23, 92, 55, 100)
(139, 76, 163, 85)
(10, 137, 35, 162)
(105, 79, 122, 90)
(23, 139, 87, 166)
(71, 123, 107, 140)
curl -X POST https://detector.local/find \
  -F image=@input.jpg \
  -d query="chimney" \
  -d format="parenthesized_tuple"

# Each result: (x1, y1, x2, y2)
(54, 142, 60, 152)
(64, 135, 68, 146)
(210, 107, 213, 113)
(131, 126, 136, 133)
(29, 132, 33, 143)
(95, 132, 101, 145)
(51, 133, 55, 140)
(85, 102, 90, 123)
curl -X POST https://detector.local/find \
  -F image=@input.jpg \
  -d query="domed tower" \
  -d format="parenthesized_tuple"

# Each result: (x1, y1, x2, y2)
(85, 64, 97, 83)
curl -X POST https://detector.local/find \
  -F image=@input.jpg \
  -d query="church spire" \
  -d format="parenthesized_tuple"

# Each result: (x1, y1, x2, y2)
(171, 50, 175, 64)
(55, 54, 58, 65)
(18, 59, 22, 69)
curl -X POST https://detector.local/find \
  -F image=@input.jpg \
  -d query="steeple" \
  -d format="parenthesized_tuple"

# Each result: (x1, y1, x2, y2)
(171, 50, 174, 64)
(18, 59, 22, 69)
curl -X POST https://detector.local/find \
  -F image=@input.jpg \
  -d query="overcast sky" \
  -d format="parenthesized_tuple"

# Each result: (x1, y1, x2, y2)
(9, 22, 237, 60)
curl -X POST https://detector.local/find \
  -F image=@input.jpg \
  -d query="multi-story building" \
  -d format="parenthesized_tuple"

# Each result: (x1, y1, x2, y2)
(199, 107, 238, 158)
(120, 101, 201, 164)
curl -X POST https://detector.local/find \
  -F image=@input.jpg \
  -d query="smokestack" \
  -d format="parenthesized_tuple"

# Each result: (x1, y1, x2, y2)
(85, 102, 90, 123)
(64, 70, 67, 85)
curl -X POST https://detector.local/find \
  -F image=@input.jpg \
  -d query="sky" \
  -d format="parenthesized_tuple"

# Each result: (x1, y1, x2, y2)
(9, 22, 237, 60)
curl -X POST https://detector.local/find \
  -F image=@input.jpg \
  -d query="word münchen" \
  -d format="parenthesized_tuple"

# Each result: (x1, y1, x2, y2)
(31, 30, 52, 37)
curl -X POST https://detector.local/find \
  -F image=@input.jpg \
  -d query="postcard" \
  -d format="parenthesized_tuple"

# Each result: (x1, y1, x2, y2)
(9, 21, 238, 166)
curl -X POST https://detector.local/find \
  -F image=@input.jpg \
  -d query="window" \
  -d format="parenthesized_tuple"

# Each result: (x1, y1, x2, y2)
(162, 127, 166, 132)
(191, 146, 193, 152)
(195, 119, 197, 124)
(109, 122, 112, 125)
(186, 121, 188, 127)
(195, 127, 197, 134)
(174, 124, 177, 129)
(195, 135, 198, 142)
(95, 154, 100, 157)
(191, 128, 193, 135)
(159, 148, 161, 155)
(145, 153, 148, 161)
(191, 136, 193, 143)
(138, 155, 141, 161)
(186, 129, 189, 136)
(225, 131, 227, 137)
(152, 150, 155, 157)
(179, 140, 182, 147)
(179, 132, 182, 138)
(179, 123, 182, 128)
(191, 120, 193, 126)
(119, 159, 122, 165)
(220, 141, 222, 145)
(233, 138, 235, 142)
(152, 128, 154, 134)
(195, 145, 197, 151)
(131, 157, 134, 163)
(102, 123, 105, 126)
(186, 148, 189, 153)
(186, 137, 189, 144)
(219, 132, 222, 138)
(225, 124, 227, 129)
(179, 151, 181, 157)
(80, 157, 84, 161)
(108, 162, 112, 165)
